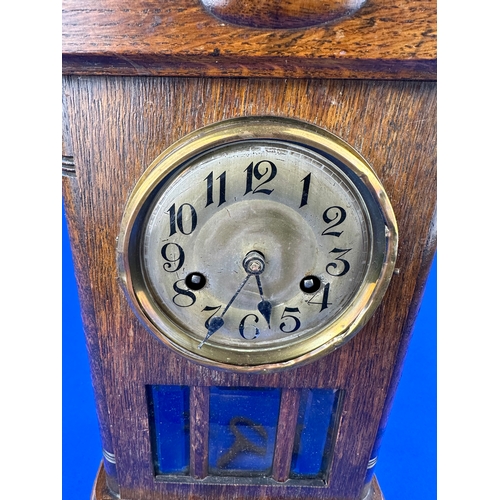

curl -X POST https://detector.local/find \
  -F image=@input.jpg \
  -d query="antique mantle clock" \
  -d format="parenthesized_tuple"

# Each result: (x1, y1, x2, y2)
(62, 0, 436, 499)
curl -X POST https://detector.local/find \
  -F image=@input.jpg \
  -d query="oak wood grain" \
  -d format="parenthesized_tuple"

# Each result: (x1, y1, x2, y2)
(62, 75, 436, 499)
(62, 173, 119, 489)
(62, 0, 436, 79)
(199, 0, 367, 29)
(91, 462, 386, 499)
(190, 386, 210, 479)
(272, 389, 302, 482)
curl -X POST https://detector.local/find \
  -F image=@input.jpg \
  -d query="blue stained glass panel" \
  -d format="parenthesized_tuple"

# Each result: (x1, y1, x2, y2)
(148, 385, 190, 475)
(209, 387, 281, 476)
(290, 388, 339, 479)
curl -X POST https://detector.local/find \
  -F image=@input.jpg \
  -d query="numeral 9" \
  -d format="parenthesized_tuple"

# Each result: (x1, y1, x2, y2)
(160, 242, 185, 272)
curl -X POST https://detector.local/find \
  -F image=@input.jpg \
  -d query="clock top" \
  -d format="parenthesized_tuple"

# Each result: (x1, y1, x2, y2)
(62, 0, 436, 80)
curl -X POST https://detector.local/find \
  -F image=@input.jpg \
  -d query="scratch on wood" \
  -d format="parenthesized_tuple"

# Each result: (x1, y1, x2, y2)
(114, 53, 152, 75)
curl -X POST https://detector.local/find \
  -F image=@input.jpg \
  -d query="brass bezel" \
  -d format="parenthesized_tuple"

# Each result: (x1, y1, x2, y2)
(117, 116, 398, 372)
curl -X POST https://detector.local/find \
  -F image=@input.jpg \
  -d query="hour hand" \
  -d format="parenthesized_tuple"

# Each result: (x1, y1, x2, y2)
(256, 275, 272, 329)
(243, 251, 272, 329)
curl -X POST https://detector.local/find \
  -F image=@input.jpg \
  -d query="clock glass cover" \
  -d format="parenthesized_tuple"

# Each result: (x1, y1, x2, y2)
(117, 117, 397, 371)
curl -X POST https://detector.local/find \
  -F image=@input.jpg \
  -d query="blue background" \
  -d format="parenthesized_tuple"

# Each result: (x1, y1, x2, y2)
(62, 206, 437, 500)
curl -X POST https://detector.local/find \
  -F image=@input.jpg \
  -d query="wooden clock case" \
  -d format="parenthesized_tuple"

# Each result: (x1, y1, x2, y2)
(62, 1, 436, 499)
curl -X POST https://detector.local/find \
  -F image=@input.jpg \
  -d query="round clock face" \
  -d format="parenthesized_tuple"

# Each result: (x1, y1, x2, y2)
(118, 117, 397, 371)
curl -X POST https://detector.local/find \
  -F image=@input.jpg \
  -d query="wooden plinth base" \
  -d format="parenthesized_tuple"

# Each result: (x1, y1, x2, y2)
(91, 461, 384, 500)
(91, 462, 116, 500)
(368, 476, 384, 500)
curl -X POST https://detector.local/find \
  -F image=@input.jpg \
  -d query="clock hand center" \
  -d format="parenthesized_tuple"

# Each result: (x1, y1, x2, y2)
(242, 251, 265, 275)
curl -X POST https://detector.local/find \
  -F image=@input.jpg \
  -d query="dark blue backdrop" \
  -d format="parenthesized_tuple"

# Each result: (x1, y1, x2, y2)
(62, 207, 436, 500)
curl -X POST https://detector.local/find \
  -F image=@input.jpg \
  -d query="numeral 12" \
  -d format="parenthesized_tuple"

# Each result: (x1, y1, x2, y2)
(244, 160, 277, 195)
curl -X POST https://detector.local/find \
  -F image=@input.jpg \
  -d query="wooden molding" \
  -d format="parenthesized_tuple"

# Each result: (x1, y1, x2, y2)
(199, 0, 367, 29)
(62, 0, 436, 79)
(91, 461, 386, 499)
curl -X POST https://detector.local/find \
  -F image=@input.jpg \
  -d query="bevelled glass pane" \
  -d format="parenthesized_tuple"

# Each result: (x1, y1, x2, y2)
(209, 386, 281, 477)
(290, 388, 339, 479)
(147, 385, 190, 475)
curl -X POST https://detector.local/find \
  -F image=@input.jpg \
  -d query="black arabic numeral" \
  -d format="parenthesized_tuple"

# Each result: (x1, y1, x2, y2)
(322, 205, 351, 277)
(202, 305, 222, 329)
(306, 283, 332, 312)
(172, 280, 197, 307)
(279, 307, 301, 333)
(205, 171, 227, 207)
(299, 173, 311, 208)
(243, 160, 277, 195)
(326, 248, 352, 277)
(166, 203, 198, 236)
(239, 314, 260, 340)
(160, 242, 185, 272)
(322, 206, 347, 236)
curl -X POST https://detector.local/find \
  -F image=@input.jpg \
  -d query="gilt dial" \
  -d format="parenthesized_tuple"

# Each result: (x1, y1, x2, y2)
(117, 117, 398, 371)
